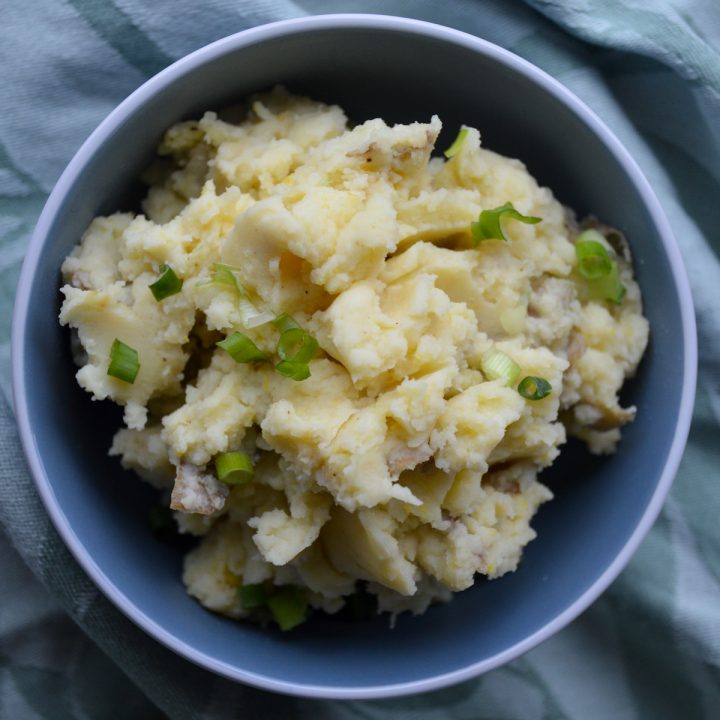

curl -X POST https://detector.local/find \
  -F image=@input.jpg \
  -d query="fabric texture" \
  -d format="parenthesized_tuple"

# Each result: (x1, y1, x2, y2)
(1, 0, 719, 717)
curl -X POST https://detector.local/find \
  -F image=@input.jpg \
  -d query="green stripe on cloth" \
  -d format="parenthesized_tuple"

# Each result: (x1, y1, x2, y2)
(66, 0, 173, 77)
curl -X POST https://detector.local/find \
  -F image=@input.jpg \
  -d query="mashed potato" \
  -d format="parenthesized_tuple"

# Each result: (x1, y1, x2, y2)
(59, 88, 648, 627)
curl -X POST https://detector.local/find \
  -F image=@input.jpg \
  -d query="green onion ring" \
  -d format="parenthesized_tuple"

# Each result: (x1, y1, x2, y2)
(216, 332, 268, 363)
(107, 339, 140, 384)
(215, 451, 254, 485)
(149, 264, 183, 301)
(267, 586, 308, 631)
(275, 360, 311, 381)
(277, 328, 319, 364)
(272, 312, 300, 333)
(443, 127, 469, 158)
(481, 347, 521, 386)
(239, 583, 267, 610)
(518, 376, 552, 400)
(471, 202, 542, 244)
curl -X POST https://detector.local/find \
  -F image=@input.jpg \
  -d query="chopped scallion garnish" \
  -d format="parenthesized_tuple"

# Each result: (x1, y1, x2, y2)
(239, 583, 267, 610)
(236, 295, 274, 329)
(587, 261, 626, 304)
(211, 263, 240, 289)
(215, 451, 254, 485)
(575, 230, 626, 304)
(481, 347, 520, 386)
(211, 264, 274, 328)
(272, 312, 300, 333)
(267, 586, 308, 631)
(149, 264, 183, 301)
(518, 376, 552, 400)
(443, 127, 469, 159)
(575, 231, 613, 280)
(471, 202, 542, 244)
(275, 360, 312, 381)
(107, 339, 140, 384)
(274, 327, 319, 381)
(277, 328, 319, 364)
(217, 332, 268, 363)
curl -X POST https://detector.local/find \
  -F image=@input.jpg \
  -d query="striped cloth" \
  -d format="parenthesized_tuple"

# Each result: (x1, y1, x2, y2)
(1, 1, 719, 718)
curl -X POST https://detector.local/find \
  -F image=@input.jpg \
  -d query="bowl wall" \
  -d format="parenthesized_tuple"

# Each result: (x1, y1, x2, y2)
(12, 15, 695, 698)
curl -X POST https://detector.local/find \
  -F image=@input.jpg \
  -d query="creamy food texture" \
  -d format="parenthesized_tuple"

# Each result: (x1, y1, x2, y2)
(59, 88, 649, 624)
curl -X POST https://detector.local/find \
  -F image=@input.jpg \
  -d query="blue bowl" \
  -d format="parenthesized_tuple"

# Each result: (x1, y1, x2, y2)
(11, 15, 696, 698)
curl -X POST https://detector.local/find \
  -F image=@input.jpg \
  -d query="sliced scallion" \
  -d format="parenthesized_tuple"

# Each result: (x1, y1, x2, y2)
(211, 263, 240, 289)
(471, 202, 542, 244)
(215, 451, 254, 485)
(149, 264, 183, 301)
(277, 328, 319, 364)
(211, 264, 274, 328)
(587, 261, 626, 304)
(575, 230, 626, 304)
(275, 360, 312, 381)
(238, 295, 275, 329)
(443, 127, 469, 159)
(481, 347, 520, 386)
(239, 583, 267, 610)
(272, 312, 300, 334)
(518, 376, 552, 400)
(217, 332, 268, 363)
(107, 339, 140, 384)
(267, 586, 308, 631)
(575, 231, 613, 280)
(274, 327, 319, 381)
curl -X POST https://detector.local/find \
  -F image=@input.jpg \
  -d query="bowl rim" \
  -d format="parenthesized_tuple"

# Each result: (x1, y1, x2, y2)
(11, 12, 697, 700)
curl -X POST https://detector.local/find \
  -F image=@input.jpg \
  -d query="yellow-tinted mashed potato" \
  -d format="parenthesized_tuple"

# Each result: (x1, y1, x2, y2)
(59, 89, 648, 623)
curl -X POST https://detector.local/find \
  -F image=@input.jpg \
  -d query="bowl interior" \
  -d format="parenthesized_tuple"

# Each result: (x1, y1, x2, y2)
(16, 19, 687, 694)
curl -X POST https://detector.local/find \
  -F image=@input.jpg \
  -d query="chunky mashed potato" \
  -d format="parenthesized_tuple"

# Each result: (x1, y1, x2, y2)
(59, 88, 648, 625)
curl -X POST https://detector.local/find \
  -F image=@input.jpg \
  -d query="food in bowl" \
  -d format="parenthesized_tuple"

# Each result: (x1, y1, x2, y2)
(58, 88, 648, 629)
